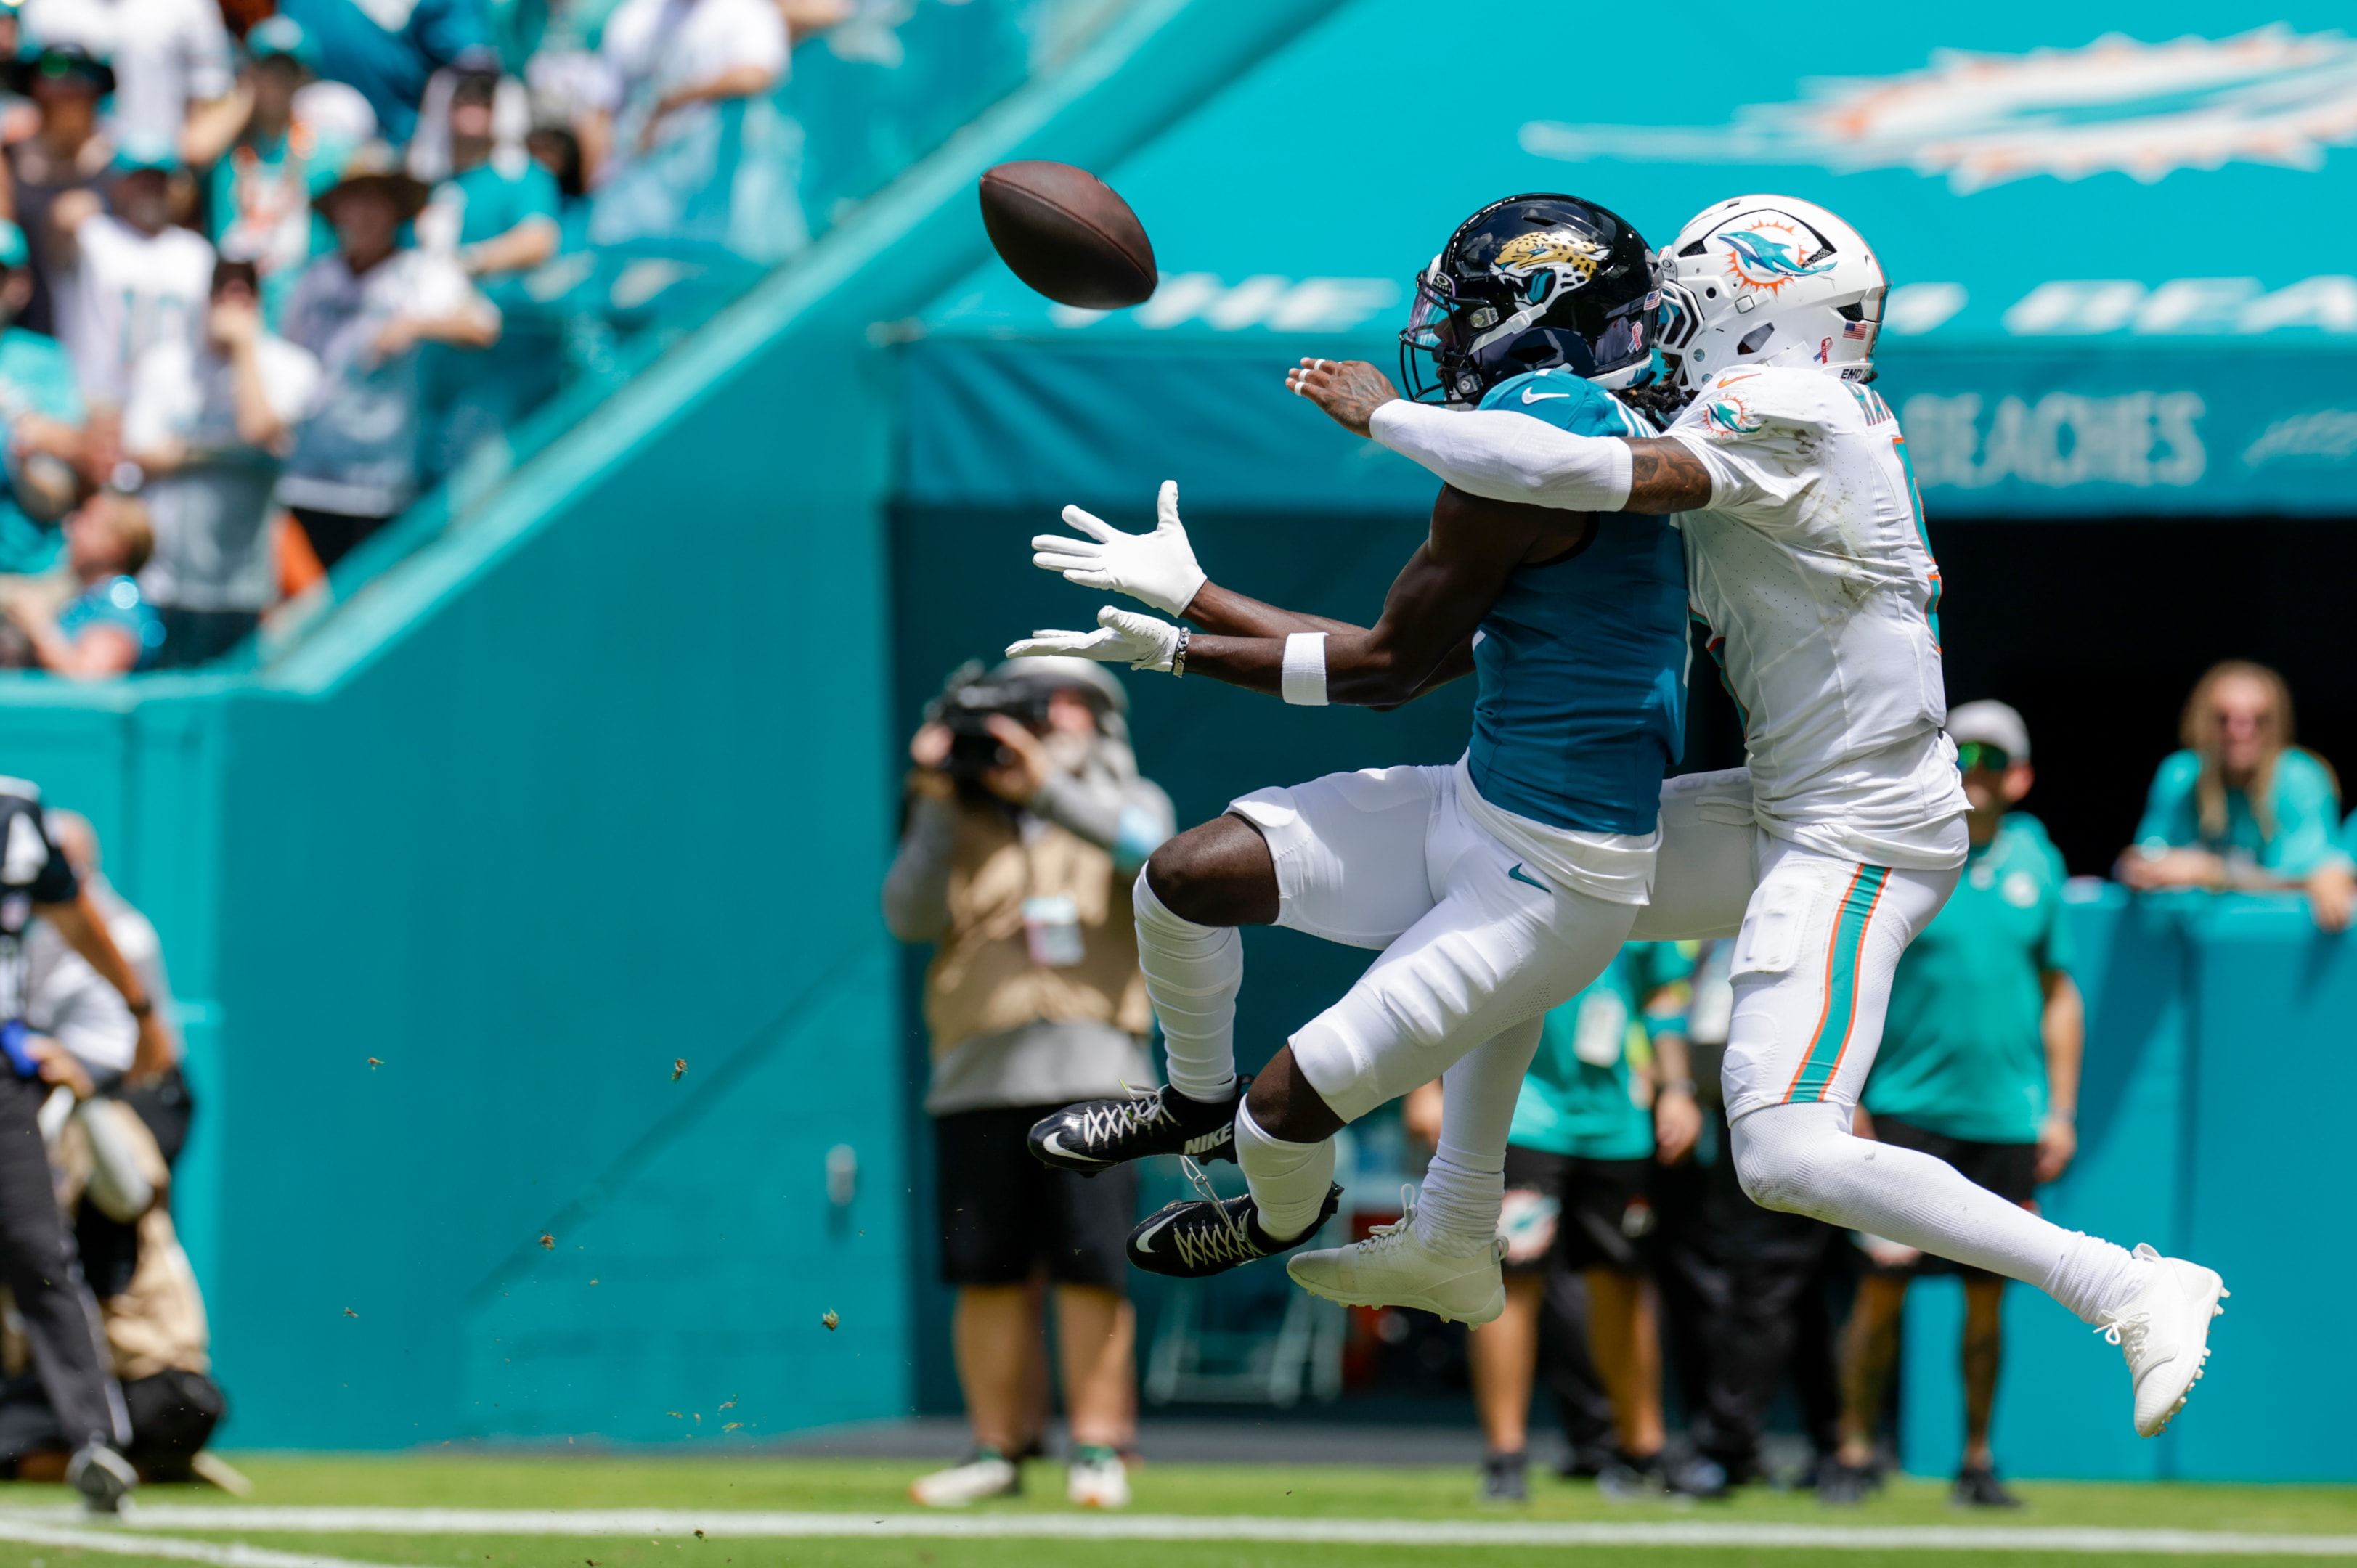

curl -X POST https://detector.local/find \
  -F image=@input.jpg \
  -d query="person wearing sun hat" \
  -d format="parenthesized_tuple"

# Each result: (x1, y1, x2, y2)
(203, 15, 363, 328)
(1822, 699, 2083, 1511)
(0, 216, 88, 576)
(274, 138, 499, 568)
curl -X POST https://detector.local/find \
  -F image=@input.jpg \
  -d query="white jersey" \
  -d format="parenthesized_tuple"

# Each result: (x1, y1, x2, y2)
(1662, 364, 1965, 869)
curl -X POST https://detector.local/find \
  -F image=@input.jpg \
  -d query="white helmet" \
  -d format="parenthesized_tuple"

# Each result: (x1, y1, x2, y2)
(1653, 195, 1886, 396)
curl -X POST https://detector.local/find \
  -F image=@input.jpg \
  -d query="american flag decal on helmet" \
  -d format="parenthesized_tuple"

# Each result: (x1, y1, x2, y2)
(1843, 320, 1875, 339)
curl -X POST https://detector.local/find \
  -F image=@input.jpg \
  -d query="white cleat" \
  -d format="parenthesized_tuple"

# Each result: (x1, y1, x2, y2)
(2097, 1242, 2228, 1438)
(909, 1453, 1019, 1507)
(1067, 1449, 1131, 1508)
(1285, 1192, 1507, 1325)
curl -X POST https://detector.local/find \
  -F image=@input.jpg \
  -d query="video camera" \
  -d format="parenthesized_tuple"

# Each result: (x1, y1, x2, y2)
(925, 661, 1053, 780)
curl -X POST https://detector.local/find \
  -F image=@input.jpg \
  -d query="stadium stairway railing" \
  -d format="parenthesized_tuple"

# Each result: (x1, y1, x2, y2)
(0, 0, 1351, 1449)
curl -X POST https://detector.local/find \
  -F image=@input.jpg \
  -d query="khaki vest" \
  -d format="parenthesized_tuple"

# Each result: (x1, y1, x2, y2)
(924, 801, 1149, 1055)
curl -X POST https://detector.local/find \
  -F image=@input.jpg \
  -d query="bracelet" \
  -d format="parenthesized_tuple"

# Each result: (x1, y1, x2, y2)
(126, 996, 152, 1019)
(1660, 1079, 1698, 1098)
(1172, 626, 1189, 679)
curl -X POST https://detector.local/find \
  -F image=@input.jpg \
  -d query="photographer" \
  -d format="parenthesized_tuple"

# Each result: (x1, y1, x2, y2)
(884, 658, 1173, 1512)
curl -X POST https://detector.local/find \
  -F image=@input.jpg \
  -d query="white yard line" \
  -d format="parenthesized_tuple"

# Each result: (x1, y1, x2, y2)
(0, 1507, 2350, 1555)
(0, 1514, 430, 1568)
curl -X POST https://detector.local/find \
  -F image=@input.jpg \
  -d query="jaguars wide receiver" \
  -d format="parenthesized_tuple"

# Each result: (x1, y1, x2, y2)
(1291, 194, 2226, 1440)
(1007, 195, 1694, 1327)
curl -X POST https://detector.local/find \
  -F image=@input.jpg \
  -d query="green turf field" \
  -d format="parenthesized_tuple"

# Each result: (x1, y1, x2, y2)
(0, 1455, 2350, 1568)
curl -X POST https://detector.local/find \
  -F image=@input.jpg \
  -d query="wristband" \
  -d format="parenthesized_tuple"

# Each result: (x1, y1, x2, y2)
(1659, 1079, 1698, 1098)
(126, 996, 152, 1020)
(1281, 632, 1328, 706)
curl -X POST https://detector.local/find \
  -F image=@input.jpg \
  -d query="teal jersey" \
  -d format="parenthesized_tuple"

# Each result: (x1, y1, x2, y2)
(54, 576, 163, 671)
(1867, 814, 2073, 1144)
(441, 157, 562, 248)
(1466, 369, 1688, 834)
(0, 327, 84, 574)
(2133, 747, 2348, 878)
(210, 126, 355, 328)
(1510, 941, 1693, 1160)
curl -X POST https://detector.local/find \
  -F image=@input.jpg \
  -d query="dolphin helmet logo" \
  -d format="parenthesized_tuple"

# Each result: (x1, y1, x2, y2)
(1717, 219, 1838, 295)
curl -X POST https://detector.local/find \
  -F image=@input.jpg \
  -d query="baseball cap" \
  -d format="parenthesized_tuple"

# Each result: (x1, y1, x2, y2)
(245, 15, 320, 71)
(110, 134, 179, 176)
(988, 656, 1129, 715)
(1949, 699, 2030, 765)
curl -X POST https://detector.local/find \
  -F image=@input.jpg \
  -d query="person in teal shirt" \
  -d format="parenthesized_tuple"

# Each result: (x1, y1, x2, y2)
(2118, 659, 2353, 931)
(1826, 702, 2084, 1511)
(1413, 942, 1710, 1503)
(1, 492, 163, 676)
(409, 67, 563, 482)
(0, 219, 86, 576)
(205, 19, 359, 330)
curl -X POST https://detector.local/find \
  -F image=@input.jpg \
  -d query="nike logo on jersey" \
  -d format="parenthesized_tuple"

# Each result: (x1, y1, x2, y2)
(1507, 864, 1549, 891)
(1521, 388, 1570, 403)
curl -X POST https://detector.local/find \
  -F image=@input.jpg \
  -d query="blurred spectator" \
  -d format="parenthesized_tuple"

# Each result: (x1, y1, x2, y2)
(1650, 937, 1844, 1489)
(123, 257, 319, 669)
(2118, 659, 2355, 931)
(24, 809, 179, 1092)
(7, 44, 115, 341)
(884, 657, 1172, 1511)
(199, 19, 359, 328)
(1, 490, 160, 676)
(409, 67, 558, 278)
(50, 139, 214, 437)
(274, 0, 490, 144)
(17, 0, 232, 158)
(274, 141, 498, 569)
(1417, 942, 1713, 1505)
(0, 219, 88, 576)
(0, 7, 37, 147)
(587, 0, 810, 261)
(1824, 701, 2083, 1509)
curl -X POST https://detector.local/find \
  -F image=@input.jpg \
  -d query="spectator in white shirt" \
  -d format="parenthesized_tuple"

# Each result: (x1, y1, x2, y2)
(274, 141, 497, 569)
(587, 0, 823, 261)
(123, 257, 318, 668)
(49, 138, 213, 437)
(17, 0, 232, 158)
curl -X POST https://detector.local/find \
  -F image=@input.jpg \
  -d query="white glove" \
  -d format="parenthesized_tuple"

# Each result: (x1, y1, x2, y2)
(1031, 479, 1207, 618)
(1006, 606, 1181, 674)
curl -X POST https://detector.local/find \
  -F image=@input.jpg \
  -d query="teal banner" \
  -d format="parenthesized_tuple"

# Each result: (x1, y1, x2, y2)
(904, 0, 2357, 517)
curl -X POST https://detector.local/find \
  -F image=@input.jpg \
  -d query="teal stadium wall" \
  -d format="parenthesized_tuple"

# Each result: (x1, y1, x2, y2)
(0, 0, 1349, 1448)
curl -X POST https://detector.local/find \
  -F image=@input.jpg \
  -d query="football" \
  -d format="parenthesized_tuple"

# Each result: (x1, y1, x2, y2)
(978, 160, 1157, 309)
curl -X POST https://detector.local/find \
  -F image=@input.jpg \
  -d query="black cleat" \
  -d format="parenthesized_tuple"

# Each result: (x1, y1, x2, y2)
(1815, 1458, 1882, 1507)
(68, 1441, 135, 1514)
(1029, 1080, 1245, 1175)
(1478, 1450, 1528, 1504)
(1125, 1172, 1340, 1278)
(1952, 1463, 2022, 1509)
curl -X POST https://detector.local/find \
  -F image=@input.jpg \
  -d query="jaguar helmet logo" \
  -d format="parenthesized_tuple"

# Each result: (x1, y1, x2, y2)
(1489, 226, 1608, 300)
(1717, 219, 1837, 295)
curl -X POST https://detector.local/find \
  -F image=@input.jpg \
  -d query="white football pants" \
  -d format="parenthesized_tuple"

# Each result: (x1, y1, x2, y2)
(1632, 768, 2146, 1322)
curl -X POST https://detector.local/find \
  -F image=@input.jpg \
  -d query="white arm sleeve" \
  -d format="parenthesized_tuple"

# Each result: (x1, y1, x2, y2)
(1369, 401, 1635, 512)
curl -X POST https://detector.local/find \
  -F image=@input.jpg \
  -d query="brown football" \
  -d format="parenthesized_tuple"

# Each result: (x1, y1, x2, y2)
(978, 161, 1157, 310)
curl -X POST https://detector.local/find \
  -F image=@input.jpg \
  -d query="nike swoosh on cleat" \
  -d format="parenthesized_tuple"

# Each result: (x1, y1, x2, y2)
(1037, 1132, 1102, 1167)
(1132, 1213, 1178, 1256)
(1507, 863, 1549, 891)
(1521, 388, 1570, 403)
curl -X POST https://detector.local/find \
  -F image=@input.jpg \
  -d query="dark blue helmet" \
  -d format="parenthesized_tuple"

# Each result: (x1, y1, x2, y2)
(1399, 194, 1658, 406)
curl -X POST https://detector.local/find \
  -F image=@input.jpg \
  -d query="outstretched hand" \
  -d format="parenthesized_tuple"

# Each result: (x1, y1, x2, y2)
(1033, 479, 1207, 617)
(1006, 605, 1181, 673)
(1286, 358, 1402, 438)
